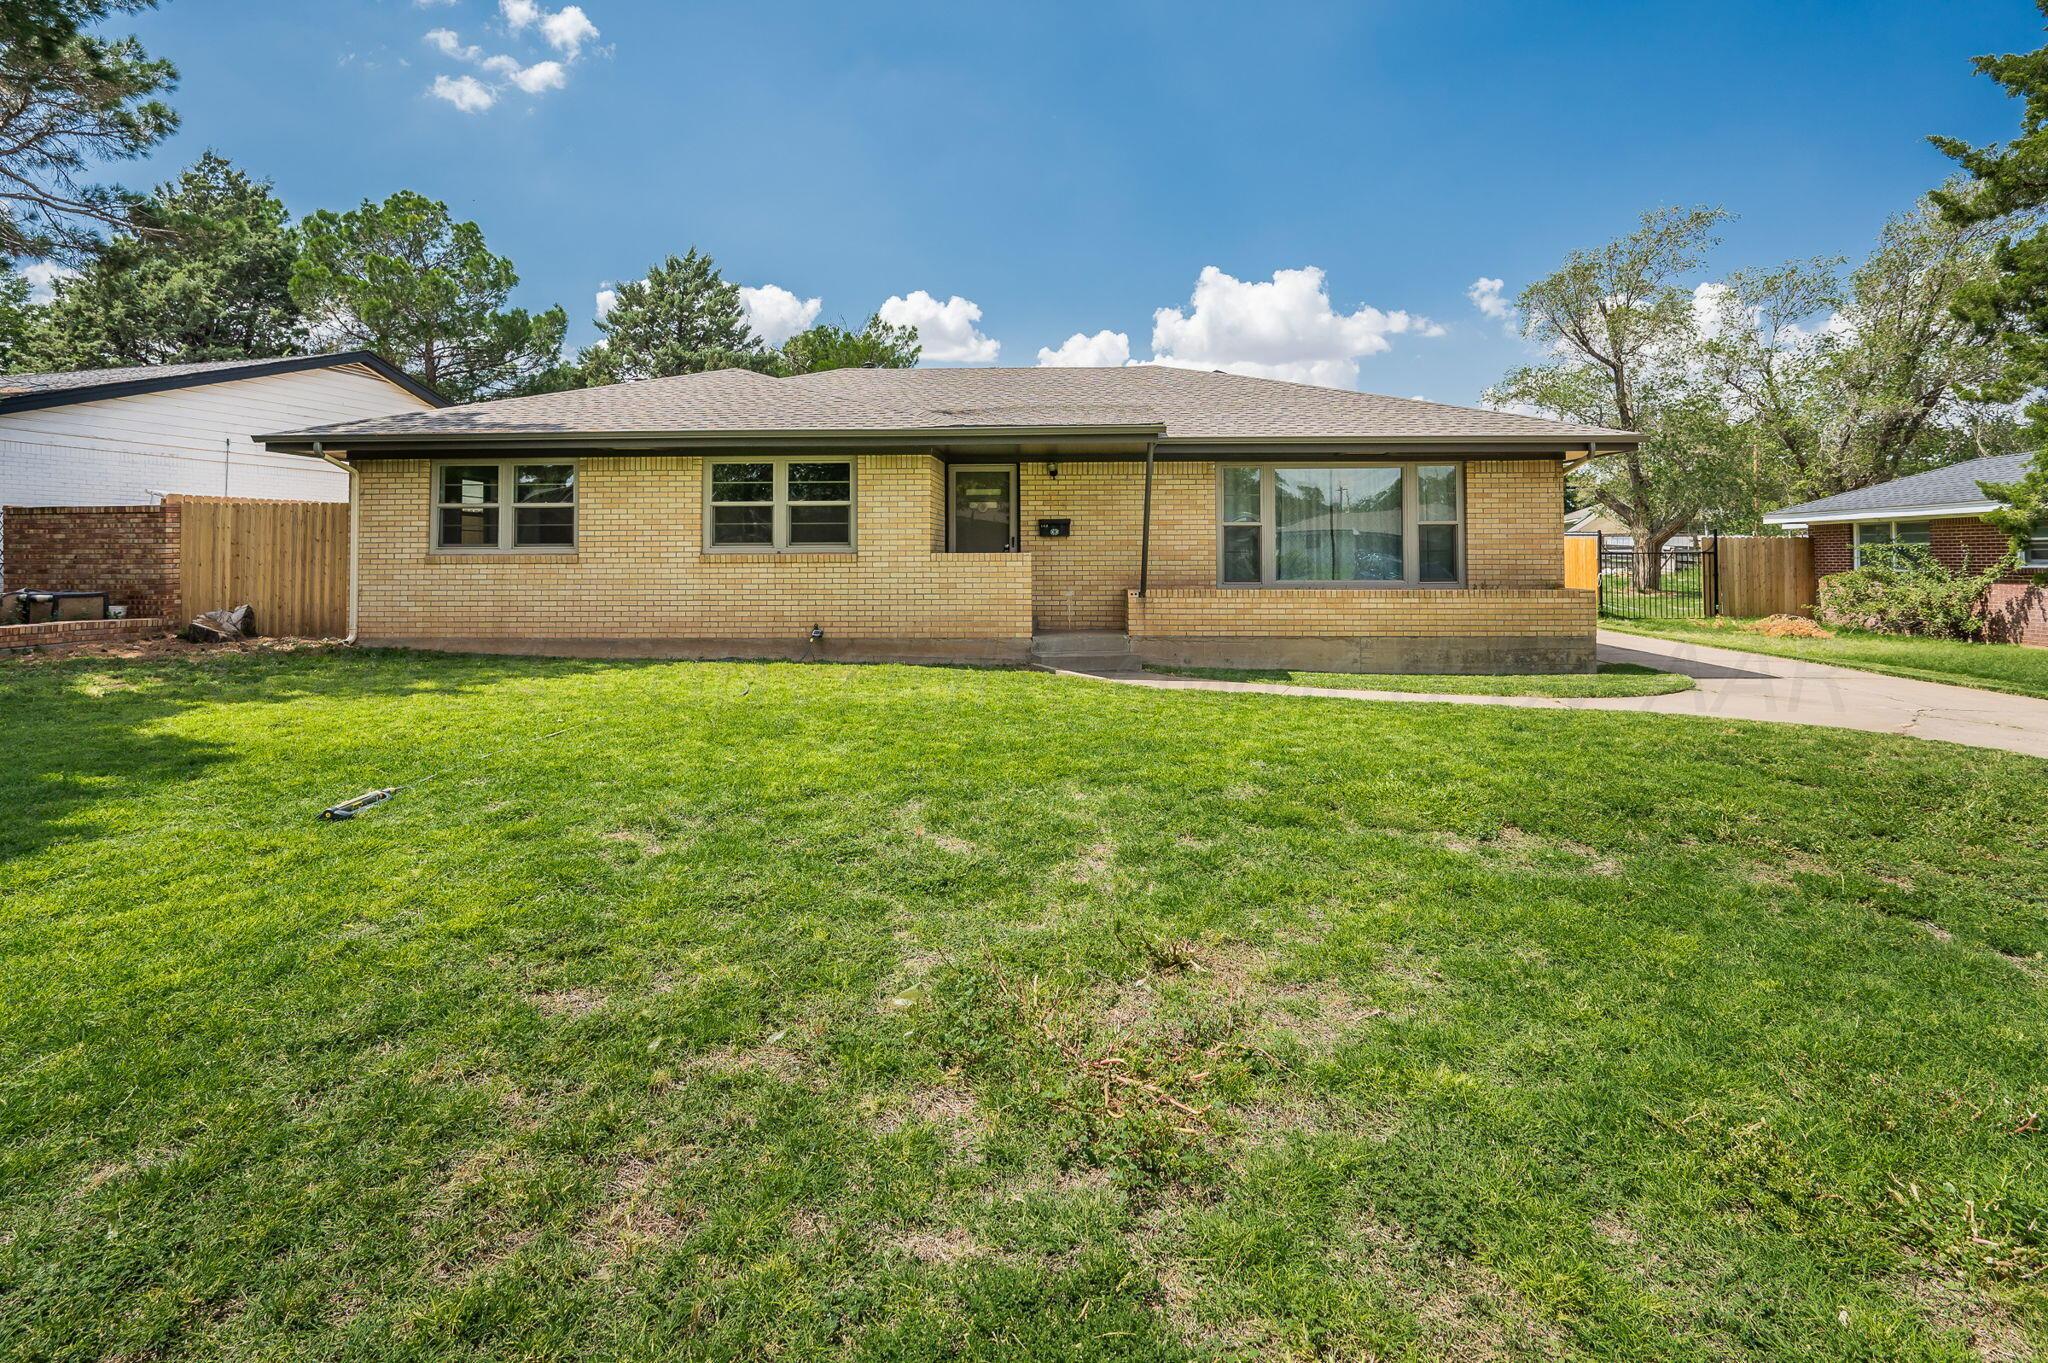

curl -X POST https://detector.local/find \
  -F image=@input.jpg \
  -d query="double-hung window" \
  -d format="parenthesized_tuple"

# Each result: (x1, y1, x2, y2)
(435, 460, 577, 551)
(1218, 462, 1463, 586)
(1852, 520, 1932, 568)
(707, 458, 854, 551)
(2026, 519, 2048, 570)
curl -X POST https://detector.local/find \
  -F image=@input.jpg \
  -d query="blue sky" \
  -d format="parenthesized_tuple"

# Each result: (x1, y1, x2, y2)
(112, 0, 2045, 403)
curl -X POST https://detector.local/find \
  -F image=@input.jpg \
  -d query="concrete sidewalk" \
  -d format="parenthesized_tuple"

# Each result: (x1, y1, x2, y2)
(1040, 630, 2048, 759)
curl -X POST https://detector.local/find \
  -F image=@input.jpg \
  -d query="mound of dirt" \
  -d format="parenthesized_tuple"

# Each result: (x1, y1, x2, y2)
(1750, 614, 1832, 639)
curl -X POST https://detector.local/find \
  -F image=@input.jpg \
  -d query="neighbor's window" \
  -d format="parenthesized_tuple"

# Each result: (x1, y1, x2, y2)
(2027, 519, 2048, 569)
(1853, 519, 1932, 568)
(435, 460, 576, 551)
(1218, 462, 1462, 586)
(707, 458, 854, 550)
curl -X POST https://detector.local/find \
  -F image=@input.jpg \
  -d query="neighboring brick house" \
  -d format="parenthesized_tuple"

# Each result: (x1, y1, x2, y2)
(259, 367, 1634, 673)
(1763, 453, 2048, 645)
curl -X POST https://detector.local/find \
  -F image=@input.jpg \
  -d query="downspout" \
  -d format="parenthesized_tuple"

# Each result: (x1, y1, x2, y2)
(315, 442, 360, 644)
(1137, 439, 1156, 599)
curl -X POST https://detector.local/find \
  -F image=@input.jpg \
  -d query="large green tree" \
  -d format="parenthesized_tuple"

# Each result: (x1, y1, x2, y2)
(39, 152, 302, 366)
(778, 314, 920, 375)
(1697, 194, 2022, 523)
(578, 249, 774, 384)
(1931, 2, 2048, 546)
(0, 260, 49, 369)
(0, 0, 176, 261)
(1488, 205, 1742, 586)
(291, 190, 567, 404)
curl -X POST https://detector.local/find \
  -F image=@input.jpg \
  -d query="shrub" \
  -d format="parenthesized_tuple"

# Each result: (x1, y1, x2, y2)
(1816, 544, 2015, 639)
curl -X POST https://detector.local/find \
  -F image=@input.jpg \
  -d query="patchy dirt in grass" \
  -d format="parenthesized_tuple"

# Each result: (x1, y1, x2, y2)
(1897, 1274, 2032, 1362)
(1435, 825, 1621, 877)
(1921, 921, 1955, 943)
(898, 799, 980, 855)
(1071, 840, 1116, 884)
(1590, 1212, 1640, 1246)
(527, 987, 606, 1016)
(1999, 951, 2044, 982)
(685, 1042, 820, 1088)
(600, 828, 664, 856)
(873, 1083, 985, 1152)
(575, 1156, 692, 1264)
(1338, 1215, 1568, 1360)
(892, 1225, 986, 1264)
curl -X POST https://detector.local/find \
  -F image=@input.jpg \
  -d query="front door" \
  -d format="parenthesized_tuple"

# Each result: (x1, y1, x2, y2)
(949, 465, 1016, 552)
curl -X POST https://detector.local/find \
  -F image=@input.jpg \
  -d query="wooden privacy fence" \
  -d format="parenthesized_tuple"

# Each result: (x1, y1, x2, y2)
(1715, 535, 1815, 618)
(1564, 536, 1599, 591)
(174, 495, 349, 637)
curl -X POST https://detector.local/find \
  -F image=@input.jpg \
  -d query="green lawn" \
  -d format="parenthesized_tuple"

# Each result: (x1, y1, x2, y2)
(1143, 662, 1695, 698)
(1594, 565, 1708, 623)
(1606, 616, 2048, 700)
(3, 647, 2044, 1361)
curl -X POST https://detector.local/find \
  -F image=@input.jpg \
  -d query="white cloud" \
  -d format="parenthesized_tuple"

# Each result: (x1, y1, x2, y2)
(429, 73, 497, 112)
(1146, 266, 1440, 389)
(1468, 275, 1513, 324)
(878, 290, 1000, 363)
(502, 0, 599, 56)
(20, 260, 77, 303)
(1036, 330, 1130, 367)
(482, 54, 566, 92)
(737, 283, 822, 347)
(594, 287, 618, 320)
(425, 27, 479, 60)
(415, 0, 458, 7)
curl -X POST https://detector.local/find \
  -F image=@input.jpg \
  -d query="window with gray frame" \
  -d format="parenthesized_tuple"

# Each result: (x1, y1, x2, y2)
(1852, 520, 1932, 568)
(1218, 462, 1462, 586)
(434, 460, 576, 551)
(2028, 519, 2048, 569)
(707, 458, 854, 550)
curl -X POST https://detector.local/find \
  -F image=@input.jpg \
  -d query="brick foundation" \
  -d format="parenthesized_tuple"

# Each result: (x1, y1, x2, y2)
(1, 503, 181, 617)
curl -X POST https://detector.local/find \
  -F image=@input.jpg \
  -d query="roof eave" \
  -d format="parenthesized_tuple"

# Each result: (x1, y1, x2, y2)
(1762, 500, 2002, 528)
(257, 421, 1171, 455)
(0, 351, 449, 417)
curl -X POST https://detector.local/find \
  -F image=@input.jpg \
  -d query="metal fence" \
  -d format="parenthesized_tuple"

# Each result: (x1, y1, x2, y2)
(1597, 535, 1719, 621)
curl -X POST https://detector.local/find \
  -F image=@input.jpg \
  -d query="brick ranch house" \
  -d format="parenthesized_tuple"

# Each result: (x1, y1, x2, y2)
(1764, 452, 2048, 646)
(258, 367, 1635, 672)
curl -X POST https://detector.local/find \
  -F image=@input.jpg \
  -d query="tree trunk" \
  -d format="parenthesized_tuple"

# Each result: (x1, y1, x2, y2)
(1628, 522, 1665, 591)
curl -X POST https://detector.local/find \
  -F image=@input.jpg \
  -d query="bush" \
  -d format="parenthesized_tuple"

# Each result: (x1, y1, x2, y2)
(1816, 544, 2014, 639)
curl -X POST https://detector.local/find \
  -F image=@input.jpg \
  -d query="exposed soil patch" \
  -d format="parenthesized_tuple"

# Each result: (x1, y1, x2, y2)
(899, 799, 980, 855)
(601, 829, 663, 856)
(1336, 1215, 1567, 1360)
(10, 634, 336, 666)
(527, 987, 606, 1016)
(873, 1083, 985, 1152)
(1590, 1212, 1639, 1246)
(892, 1225, 985, 1264)
(1072, 840, 1116, 883)
(1898, 1274, 2031, 1362)
(686, 1042, 818, 1087)
(575, 1156, 690, 1263)
(1921, 921, 1954, 943)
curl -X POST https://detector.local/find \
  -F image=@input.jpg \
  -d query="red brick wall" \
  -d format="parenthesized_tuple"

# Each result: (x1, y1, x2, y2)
(2, 504, 182, 618)
(1811, 523, 1852, 576)
(1809, 513, 2048, 645)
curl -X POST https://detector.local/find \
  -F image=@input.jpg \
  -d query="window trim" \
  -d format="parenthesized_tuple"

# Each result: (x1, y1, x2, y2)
(431, 458, 578, 554)
(2023, 519, 2048, 570)
(1852, 519, 1933, 568)
(703, 456, 858, 554)
(1214, 460, 1465, 589)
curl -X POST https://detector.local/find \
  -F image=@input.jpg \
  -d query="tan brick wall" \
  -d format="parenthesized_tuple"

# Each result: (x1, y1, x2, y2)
(1465, 459, 1564, 589)
(1019, 460, 1212, 631)
(1127, 586, 1596, 638)
(354, 453, 1032, 642)
(352, 452, 1575, 647)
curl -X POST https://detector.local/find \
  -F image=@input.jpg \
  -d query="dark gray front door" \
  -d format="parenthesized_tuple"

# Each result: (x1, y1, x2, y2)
(949, 466, 1016, 552)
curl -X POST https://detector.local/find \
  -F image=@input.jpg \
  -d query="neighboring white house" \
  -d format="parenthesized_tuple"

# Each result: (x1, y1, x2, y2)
(0, 352, 443, 509)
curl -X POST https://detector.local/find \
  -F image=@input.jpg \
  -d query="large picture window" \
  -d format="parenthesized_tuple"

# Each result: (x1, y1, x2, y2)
(707, 458, 854, 551)
(434, 460, 576, 551)
(1218, 462, 1462, 586)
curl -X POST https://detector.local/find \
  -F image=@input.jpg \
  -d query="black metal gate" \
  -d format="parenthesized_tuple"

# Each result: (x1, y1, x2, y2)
(1597, 534, 1718, 621)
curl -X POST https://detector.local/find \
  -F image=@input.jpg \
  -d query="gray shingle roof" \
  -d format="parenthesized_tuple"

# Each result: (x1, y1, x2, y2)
(0, 351, 446, 413)
(258, 365, 1636, 449)
(1763, 454, 2029, 523)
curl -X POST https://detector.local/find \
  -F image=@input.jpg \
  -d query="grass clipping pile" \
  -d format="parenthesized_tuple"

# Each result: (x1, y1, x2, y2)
(1750, 614, 1834, 639)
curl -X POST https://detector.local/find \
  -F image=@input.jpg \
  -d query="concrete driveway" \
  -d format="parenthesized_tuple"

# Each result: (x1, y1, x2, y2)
(1047, 630, 2048, 759)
